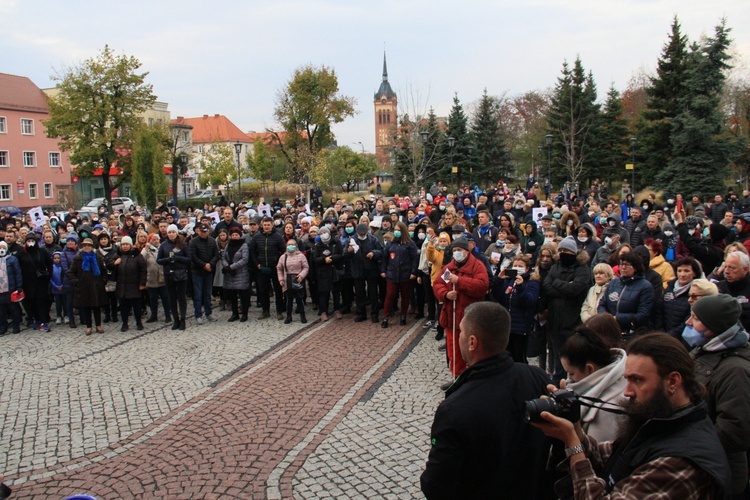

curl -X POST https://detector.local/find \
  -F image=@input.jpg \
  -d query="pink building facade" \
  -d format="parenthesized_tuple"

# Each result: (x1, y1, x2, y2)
(0, 73, 72, 210)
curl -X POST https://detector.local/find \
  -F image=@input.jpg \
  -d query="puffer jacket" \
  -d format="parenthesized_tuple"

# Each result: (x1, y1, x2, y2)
(276, 250, 309, 292)
(59, 245, 78, 293)
(660, 279, 692, 338)
(519, 221, 544, 262)
(110, 247, 146, 299)
(381, 240, 419, 283)
(541, 252, 591, 333)
(141, 245, 165, 288)
(250, 229, 285, 269)
(597, 274, 654, 332)
(221, 240, 250, 290)
(0, 254, 22, 297)
(156, 239, 191, 275)
(190, 235, 220, 276)
(650, 254, 675, 290)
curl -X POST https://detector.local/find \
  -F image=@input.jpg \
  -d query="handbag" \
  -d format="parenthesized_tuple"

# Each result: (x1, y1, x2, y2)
(284, 255, 305, 291)
(170, 268, 188, 281)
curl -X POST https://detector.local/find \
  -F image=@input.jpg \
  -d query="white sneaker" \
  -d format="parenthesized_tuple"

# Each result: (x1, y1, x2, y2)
(196, 317, 204, 325)
(55, 317, 62, 325)
(206, 315, 218, 322)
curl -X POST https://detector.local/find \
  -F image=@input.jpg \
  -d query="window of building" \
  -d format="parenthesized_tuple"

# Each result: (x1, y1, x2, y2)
(21, 118, 34, 135)
(44, 183, 53, 198)
(148, 118, 154, 126)
(49, 152, 61, 167)
(198, 145, 203, 153)
(0, 151, 7, 167)
(183, 131, 189, 142)
(29, 183, 38, 199)
(0, 184, 10, 201)
(0, 116, 6, 133)
(23, 151, 36, 167)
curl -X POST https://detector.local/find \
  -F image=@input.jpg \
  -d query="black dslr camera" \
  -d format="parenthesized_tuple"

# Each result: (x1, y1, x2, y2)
(523, 389, 581, 424)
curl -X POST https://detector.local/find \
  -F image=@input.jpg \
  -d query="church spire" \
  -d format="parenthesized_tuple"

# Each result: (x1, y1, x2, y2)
(382, 51, 388, 82)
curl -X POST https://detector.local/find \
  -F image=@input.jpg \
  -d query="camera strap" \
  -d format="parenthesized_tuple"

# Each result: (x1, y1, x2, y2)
(576, 394, 627, 415)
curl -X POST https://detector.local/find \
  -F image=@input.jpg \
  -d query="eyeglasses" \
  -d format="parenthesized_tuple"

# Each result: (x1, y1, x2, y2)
(688, 294, 705, 300)
(619, 261, 634, 267)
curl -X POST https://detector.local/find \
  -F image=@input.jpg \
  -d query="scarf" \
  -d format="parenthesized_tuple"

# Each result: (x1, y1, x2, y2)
(672, 279, 692, 297)
(227, 238, 244, 262)
(701, 322, 750, 353)
(0, 256, 8, 294)
(82, 251, 101, 277)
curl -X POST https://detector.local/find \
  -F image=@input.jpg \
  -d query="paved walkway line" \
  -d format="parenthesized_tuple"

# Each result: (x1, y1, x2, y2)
(264, 320, 423, 499)
(9, 320, 329, 487)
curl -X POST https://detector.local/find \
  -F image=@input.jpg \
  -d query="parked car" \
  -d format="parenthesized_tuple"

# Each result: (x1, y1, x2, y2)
(0, 205, 22, 217)
(80, 197, 135, 214)
(190, 189, 215, 199)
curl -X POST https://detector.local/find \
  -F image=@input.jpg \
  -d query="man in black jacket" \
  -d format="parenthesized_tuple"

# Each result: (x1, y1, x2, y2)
(421, 301, 551, 499)
(250, 217, 286, 320)
(190, 223, 220, 323)
(347, 223, 383, 323)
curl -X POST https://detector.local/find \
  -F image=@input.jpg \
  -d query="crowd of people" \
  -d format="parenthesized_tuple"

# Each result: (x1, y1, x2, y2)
(2, 177, 750, 497)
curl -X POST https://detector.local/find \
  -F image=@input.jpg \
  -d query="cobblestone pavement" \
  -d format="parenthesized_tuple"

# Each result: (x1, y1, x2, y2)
(0, 304, 448, 498)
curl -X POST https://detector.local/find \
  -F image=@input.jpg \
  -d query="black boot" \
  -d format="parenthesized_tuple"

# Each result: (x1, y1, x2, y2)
(300, 312, 307, 324)
(172, 317, 180, 330)
(103, 314, 111, 324)
(240, 313, 248, 322)
(146, 316, 158, 323)
(120, 323, 129, 332)
(284, 312, 292, 324)
(381, 318, 389, 329)
(179, 319, 186, 330)
(400, 316, 407, 326)
(136, 321, 144, 331)
(228, 314, 239, 322)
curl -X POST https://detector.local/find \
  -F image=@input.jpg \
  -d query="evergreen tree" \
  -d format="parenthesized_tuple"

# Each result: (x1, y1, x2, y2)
(640, 17, 689, 188)
(660, 20, 739, 197)
(131, 124, 168, 210)
(597, 86, 630, 185)
(444, 93, 473, 187)
(546, 57, 600, 188)
(471, 89, 508, 184)
(423, 107, 446, 186)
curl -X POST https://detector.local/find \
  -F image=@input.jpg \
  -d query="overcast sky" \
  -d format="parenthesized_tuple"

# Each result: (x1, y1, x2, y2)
(2, 0, 749, 153)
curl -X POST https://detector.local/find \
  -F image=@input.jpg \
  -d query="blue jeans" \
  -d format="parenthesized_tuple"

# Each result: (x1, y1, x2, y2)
(192, 273, 213, 319)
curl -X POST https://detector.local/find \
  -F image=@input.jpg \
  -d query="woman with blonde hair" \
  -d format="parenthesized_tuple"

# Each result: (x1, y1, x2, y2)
(687, 278, 719, 307)
(581, 263, 614, 323)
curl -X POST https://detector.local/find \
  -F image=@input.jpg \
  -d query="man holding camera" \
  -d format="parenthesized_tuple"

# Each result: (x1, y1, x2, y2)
(420, 302, 551, 499)
(533, 333, 730, 499)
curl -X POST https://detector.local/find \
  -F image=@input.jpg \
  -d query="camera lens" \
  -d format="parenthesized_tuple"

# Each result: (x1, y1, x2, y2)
(523, 397, 559, 423)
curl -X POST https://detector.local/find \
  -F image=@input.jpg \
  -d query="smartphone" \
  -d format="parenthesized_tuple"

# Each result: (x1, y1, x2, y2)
(505, 269, 517, 280)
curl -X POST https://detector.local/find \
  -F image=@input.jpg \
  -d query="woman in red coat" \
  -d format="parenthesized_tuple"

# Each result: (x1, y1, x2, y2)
(432, 238, 490, 383)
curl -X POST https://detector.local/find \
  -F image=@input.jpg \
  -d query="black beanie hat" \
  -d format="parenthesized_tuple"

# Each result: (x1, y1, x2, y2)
(692, 294, 741, 334)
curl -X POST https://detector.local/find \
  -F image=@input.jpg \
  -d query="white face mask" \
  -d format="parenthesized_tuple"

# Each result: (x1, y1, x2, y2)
(27, 240, 36, 247)
(578, 236, 588, 243)
(608, 220, 616, 227)
(417, 233, 426, 240)
(544, 237, 553, 245)
(320, 233, 331, 243)
(512, 266, 526, 274)
(664, 230, 673, 237)
(604, 236, 613, 246)
(453, 250, 466, 263)
(566, 220, 574, 226)
(0, 248, 6, 257)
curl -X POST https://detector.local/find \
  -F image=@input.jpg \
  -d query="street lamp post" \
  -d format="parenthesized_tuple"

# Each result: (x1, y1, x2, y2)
(537, 146, 543, 180)
(467, 145, 474, 187)
(234, 142, 243, 201)
(271, 155, 277, 197)
(448, 136, 455, 190)
(180, 152, 188, 203)
(630, 137, 637, 195)
(545, 133, 553, 200)
(420, 130, 429, 194)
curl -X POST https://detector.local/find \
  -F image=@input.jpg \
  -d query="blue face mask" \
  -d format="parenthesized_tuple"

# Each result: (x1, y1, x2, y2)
(681, 325, 708, 347)
(393, 230, 402, 239)
(345, 227, 354, 234)
(409, 231, 414, 238)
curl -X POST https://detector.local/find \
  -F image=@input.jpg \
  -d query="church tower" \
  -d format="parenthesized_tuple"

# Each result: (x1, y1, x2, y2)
(374, 52, 397, 170)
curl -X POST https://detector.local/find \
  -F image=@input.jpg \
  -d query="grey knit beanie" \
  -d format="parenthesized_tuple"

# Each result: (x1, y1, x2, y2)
(692, 294, 741, 334)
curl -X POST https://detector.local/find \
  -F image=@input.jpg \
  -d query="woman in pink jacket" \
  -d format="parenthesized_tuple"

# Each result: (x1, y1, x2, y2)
(277, 240, 309, 324)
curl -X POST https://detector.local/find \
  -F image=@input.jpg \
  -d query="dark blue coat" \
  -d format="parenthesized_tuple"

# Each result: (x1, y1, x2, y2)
(598, 274, 654, 332)
(493, 273, 540, 335)
(381, 240, 418, 283)
(0, 255, 22, 298)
